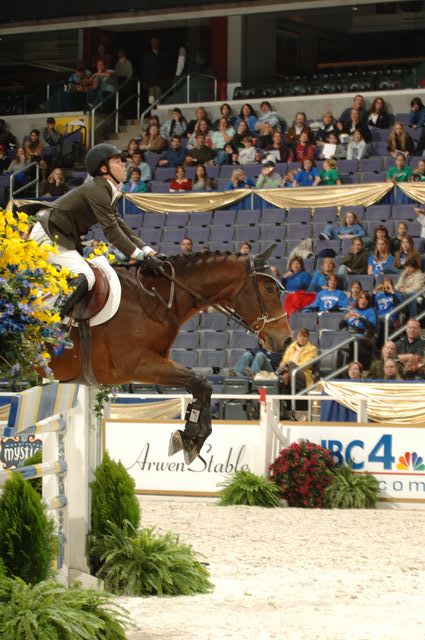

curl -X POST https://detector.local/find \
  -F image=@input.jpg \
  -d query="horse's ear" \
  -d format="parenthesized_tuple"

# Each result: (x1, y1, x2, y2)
(254, 243, 277, 268)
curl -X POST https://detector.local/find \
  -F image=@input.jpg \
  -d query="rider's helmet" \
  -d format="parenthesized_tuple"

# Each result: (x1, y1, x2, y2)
(85, 143, 127, 177)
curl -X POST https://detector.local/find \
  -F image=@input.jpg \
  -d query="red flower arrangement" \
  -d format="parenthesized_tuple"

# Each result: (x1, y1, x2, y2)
(269, 441, 336, 508)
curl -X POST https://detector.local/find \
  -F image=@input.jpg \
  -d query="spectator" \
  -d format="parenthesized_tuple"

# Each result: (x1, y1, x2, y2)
(282, 255, 312, 292)
(320, 158, 342, 186)
(264, 131, 292, 163)
(126, 149, 151, 183)
(304, 274, 347, 312)
(276, 328, 318, 391)
(338, 108, 371, 143)
(373, 276, 401, 344)
(367, 341, 401, 379)
(222, 143, 239, 165)
(185, 134, 215, 166)
(307, 257, 337, 293)
(414, 206, 425, 239)
(256, 123, 275, 150)
(169, 165, 191, 192)
(314, 111, 338, 145)
(319, 132, 346, 160)
(281, 168, 298, 188)
(368, 237, 395, 276)
(394, 235, 421, 270)
(159, 135, 187, 167)
(143, 114, 160, 135)
(368, 97, 391, 129)
(386, 153, 413, 183)
(284, 112, 313, 147)
(337, 95, 368, 128)
(387, 123, 414, 159)
(24, 129, 44, 162)
(411, 158, 425, 181)
(336, 237, 368, 287)
(234, 103, 258, 132)
(383, 359, 402, 380)
(0, 119, 18, 149)
(225, 168, 255, 190)
(142, 36, 170, 105)
(122, 167, 148, 193)
(346, 130, 367, 161)
(42, 117, 62, 147)
(160, 108, 188, 141)
(187, 120, 213, 150)
(395, 257, 425, 318)
(213, 103, 237, 130)
(87, 59, 116, 107)
(391, 221, 409, 254)
(90, 44, 112, 70)
(230, 346, 281, 378)
(255, 160, 281, 189)
(346, 361, 364, 380)
(407, 97, 425, 129)
(339, 290, 377, 368)
(211, 118, 236, 165)
(232, 121, 255, 149)
(191, 164, 213, 192)
(7, 147, 28, 174)
(238, 241, 252, 255)
(114, 49, 133, 82)
(321, 211, 365, 241)
(0, 145, 11, 173)
(255, 101, 282, 132)
(180, 237, 193, 255)
(395, 318, 425, 379)
(238, 136, 257, 165)
(65, 65, 92, 110)
(293, 131, 315, 164)
(346, 280, 363, 308)
(39, 167, 68, 197)
(140, 124, 167, 154)
(126, 138, 139, 159)
(293, 158, 321, 187)
(186, 107, 213, 136)
(365, 224, 392, 253)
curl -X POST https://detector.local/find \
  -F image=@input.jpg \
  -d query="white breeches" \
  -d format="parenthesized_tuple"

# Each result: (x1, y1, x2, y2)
(30, 221, 96, 290)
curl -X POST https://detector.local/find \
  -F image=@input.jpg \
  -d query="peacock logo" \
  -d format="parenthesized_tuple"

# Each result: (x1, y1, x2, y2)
(396, 452, 425, 472)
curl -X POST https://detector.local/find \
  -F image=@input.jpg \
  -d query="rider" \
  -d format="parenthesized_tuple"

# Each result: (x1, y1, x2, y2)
(29, 143, 163, 323)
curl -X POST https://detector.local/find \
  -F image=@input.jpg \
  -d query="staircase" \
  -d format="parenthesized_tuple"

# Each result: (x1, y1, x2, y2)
(107, 119, 143, 150)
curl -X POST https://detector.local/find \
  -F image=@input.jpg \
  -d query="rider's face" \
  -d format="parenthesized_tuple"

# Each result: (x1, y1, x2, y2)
(107, 155, 126, 183)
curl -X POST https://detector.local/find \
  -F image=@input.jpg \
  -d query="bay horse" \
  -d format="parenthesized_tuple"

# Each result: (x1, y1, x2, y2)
(49, 245, 292, 463)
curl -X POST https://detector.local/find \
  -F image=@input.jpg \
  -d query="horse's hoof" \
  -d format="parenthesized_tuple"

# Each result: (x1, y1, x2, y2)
(182, 440, 200, 466)
(168, 430, 184, 456)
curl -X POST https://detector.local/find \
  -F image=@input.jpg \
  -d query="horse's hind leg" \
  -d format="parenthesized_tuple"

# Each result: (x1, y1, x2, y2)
(132, 355, 212, 465)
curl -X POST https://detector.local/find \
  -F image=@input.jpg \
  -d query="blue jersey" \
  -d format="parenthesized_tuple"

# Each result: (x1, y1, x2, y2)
(284, 270, 312, 292)
(305, 289, 348, 312)
(368, 254, 394, 276)
(346, 306, 377, 334)
(307, 271, 328, 292)
(374, 290, 401, 318)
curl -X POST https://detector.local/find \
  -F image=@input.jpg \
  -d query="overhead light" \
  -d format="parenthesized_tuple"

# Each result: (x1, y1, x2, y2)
(352, 5, 359, 10)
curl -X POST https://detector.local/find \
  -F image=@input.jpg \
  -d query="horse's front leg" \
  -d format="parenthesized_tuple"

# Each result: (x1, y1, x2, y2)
(133, 354, 212, 464)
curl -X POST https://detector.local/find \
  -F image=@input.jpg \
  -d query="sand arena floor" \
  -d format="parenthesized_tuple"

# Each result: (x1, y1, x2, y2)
(119, 498, 425, 640)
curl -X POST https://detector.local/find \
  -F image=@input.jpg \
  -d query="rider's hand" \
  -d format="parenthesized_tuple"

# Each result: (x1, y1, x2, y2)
(142, 254, 165, 276)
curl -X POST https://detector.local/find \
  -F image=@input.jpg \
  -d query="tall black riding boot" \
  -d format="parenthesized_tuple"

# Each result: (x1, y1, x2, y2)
(59, 275, 89, 349)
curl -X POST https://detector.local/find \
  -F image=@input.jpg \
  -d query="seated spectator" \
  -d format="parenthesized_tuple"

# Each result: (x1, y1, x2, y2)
(87, 59, 116, 107)
(159, 135, 187, 167)
(238, 136, 257, 165)
(319, 132, 346, 160)
(346, 130, 367, 161)
(283, 255, 312, 291)
(387, 123, 414, 159)
(281, 168, 298, 188)
(191, 164, 213, 192)
(142, 115, 160, 136)
(320, 158, 342, 186)
(339, 290, 377, 368)
(386, 153, 413, 183)
(264, 131, 292, 163)
(160, 108, 188, 141)
(239, 241, 252, 255)
(293, 158, 321, 187)
(337, 95, 368, 128)
(255, 101, 282, 132)
(255, 159, 281, 189)
(6, 147, 28, 174)
(256, 123, 275, 150)
(0, 118, 18, 149)
(211, 117, 236, 165)
(65, 65, 92, 110)
(346, 361, 364, 380)
(222, 143, 239, 165)
(307, 257, 337, 293)
(169, 165, 191, 192)
(24, 129, 44, 162)
(284, 112, 313, 147)
(185, 134, 216, 166)
(391, 221, 409, 254)
(180, 237, 193, 254)
(186, 107, 213, 137)
(304, 274, 347, 312)
(321, 211, 365, 241)
(336, 237, 368, 287)
(126, 148, 151, 183)
(276, 328, 318, 391)
(213, 103, 236, 129)
(114, 49, 133, 82)
(395, 318, 425, 379)
(42, 117, 62, 147)
(139, 124, 167, 154)
(374, 276, 401, 344)
(187, 120, 213, 150)
(383, 358, 402, 380)
(225, 168, 255, 190)
(411, 159, 425, 181)
(39, 167, 68, 197)
(394, 235, 421, 270)
(367, 341, 401, 379)
(365, 224, 392, 253)
(232, 121, 256, 149)
(395, 257, 425, 318)
(91, 43, 112, 70)
(122, 167, 148, 193)
(293, 131, 315, 164)
(314, 111, 338, 145)
(230, 346, 281, 378)
(368, 237, 395, 276)
(234, 103, 258, 132)
(346, 280, 363, 308)
(367, 97, 390, 129)
(338, 108, 371, 143)
(407, 97, 425, 129)
(126, 138, 139, 159)
(0, 144, 11, 173)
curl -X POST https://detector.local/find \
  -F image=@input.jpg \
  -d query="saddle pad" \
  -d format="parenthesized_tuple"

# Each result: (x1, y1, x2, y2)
(87, 256, 121, 327)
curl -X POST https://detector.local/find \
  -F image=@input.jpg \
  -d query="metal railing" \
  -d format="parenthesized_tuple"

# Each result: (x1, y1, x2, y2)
(90, 77, 141, 148)
(9, 161, 39, 199)
(384, 286, 425, 343)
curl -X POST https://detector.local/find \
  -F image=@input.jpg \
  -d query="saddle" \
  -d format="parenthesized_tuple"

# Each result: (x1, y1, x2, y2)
(73, 265, 110, 321)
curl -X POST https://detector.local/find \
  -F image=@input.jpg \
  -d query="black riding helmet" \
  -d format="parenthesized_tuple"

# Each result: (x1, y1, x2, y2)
(85, 143, 127, 177)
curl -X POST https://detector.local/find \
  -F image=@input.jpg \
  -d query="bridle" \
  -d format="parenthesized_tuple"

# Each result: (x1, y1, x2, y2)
(136, 254, 287, 339)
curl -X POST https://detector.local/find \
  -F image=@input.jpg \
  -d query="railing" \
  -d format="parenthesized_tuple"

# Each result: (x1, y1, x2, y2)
(90, 77, 141, 148)
(384, 286, 425, 343)
(9, 161, 39, 199)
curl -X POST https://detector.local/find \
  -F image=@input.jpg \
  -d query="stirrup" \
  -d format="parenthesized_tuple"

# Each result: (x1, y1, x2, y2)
(63, 336, 74, 350)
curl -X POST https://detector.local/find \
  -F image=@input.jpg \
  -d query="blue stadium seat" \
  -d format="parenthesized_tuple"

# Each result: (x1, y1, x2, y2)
(213, 209, 237, 226)
(228, 332, 258, 350)
(145, 152, 161, 167)
(154, 167, 174, 181)
(171, 350, 197, 368)
(285, 223, 312, 240)
(235, 209, 261, 225)
(199, 313, 228, 331)
(218, 165, 236, 179)
(346, 274, 374, 290)
(197, 350, 226, 369)
(199, 332, 228, 350)
(365, 220, 394, 235)
(143, 212, 166, 228)
(359, 157, 383, 173)
(187, 227, 210, 243)
(244, 164, 262, 179)
(364, 205, 391, 221)
(340, 205, 364, 220)
(261, 225, 286, 242)
(313, 207, 337, 223)
(373, 142, 390, 156)
(260, 208, 286, 225)
(210, 226, 234, 243)
(161, 227, 184, 244)
(318, 311, 346, 332)
(188, 211, 213, 227)
(123, 214, 142, 229)
(337, 160, 358, 174)
(166, 212, 189, 227)
(341, 175, 360, 184)
(206, 166, 219, 179)
(360, 172, 386, 183)
(142, 228, 162, 244)
(181, 315, 200, 331)
(391, 205, 416, 221)
(150, 181, 170, 193)
(234, 226, 260, 242)
(226, 349, 248, 367)
(173, 333, 199, 349)
(286, 208, 311, 223)
(370, 128, 391, 142)
(315, 238, 341, 253)
(290, 311, 317, 332)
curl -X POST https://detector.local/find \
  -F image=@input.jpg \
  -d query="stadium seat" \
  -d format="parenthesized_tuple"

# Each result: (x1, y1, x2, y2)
(290, 311, 317, 332)
(172, 333, 199, 349)
(209, 226, 234, 243)
(260, 208, 286, 225)
(285, 223, 312, 240)
(228, 332, 258, 350)
(286, 208, 311, 223)
(337, 160, 358, 174)
(141, 228, 162, 244)
(187, 227, 210, 243)
(261, 225, 286, 242)
(234, 226, 260, 242)
(340, 205, 364, 220)
(171, 350, 197, 368)
(197, 350, 226, 369)
(359, 157, 383, 173)
(166, 212, 189, 227)
(313, 207, 338, 223)
(154, 167, 174, 181)
(364, 205, 391, 221)
(161, 227, 184, 244)
(391, 205, 417, 221)
(181, 315, 200, 331)
(317, 311, 346, 333)
(213, 209, 237, 226)
(188, 211, 213, 227)
(346, 274, 374, 290)
(199, 332, 228, 350)
(235, 209, 261, 225)
(199, 313, 228, 331)
(143, 212, 166, 228)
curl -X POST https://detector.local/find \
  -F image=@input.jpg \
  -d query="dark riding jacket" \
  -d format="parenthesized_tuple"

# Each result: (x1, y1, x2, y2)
(39, 176, 146, 257)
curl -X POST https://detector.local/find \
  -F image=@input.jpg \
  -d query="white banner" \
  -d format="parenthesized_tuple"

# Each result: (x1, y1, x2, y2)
(104, 420, 264, 495)
(286, 423, 425, 502)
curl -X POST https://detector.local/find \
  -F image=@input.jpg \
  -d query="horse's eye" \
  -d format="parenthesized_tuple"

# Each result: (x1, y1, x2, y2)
(265, 285, 275, 294)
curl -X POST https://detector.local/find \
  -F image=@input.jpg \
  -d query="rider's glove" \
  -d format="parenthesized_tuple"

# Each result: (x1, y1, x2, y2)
(141, 253, 165, 276)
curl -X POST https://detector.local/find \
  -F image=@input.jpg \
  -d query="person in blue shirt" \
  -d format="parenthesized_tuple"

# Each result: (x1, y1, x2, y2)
(373, 276, 402, 348)
(367, 237, 395, 276)
(307, 257, 336, 292)
(234, 103, 258, 132)
(321, 211, 365, 240)
(293, 158, 321, 187)
(408, 97, 425, 129)
(224, 168, 255, 190)
(158, 135, 187, 168)
(339, 290, 377, 368)
(304, 274, 348, 312)
(282, 255, 312, 291)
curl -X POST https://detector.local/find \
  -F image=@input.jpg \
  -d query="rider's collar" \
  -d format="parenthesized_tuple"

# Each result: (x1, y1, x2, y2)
(106, 178, 120, 204)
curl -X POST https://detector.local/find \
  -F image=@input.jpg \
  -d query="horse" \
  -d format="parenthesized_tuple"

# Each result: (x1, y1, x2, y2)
(49, 245, 292, 463)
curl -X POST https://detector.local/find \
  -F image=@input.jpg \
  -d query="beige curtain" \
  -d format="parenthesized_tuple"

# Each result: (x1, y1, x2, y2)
(321, 380, 425, 424)
(109, 398, 181, 421)
(397, 182, 425, 204)
(125, 189, 249, 213)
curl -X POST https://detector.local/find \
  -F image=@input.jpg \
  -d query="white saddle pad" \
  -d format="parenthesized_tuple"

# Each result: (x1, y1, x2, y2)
(86, 255, 121, 327)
